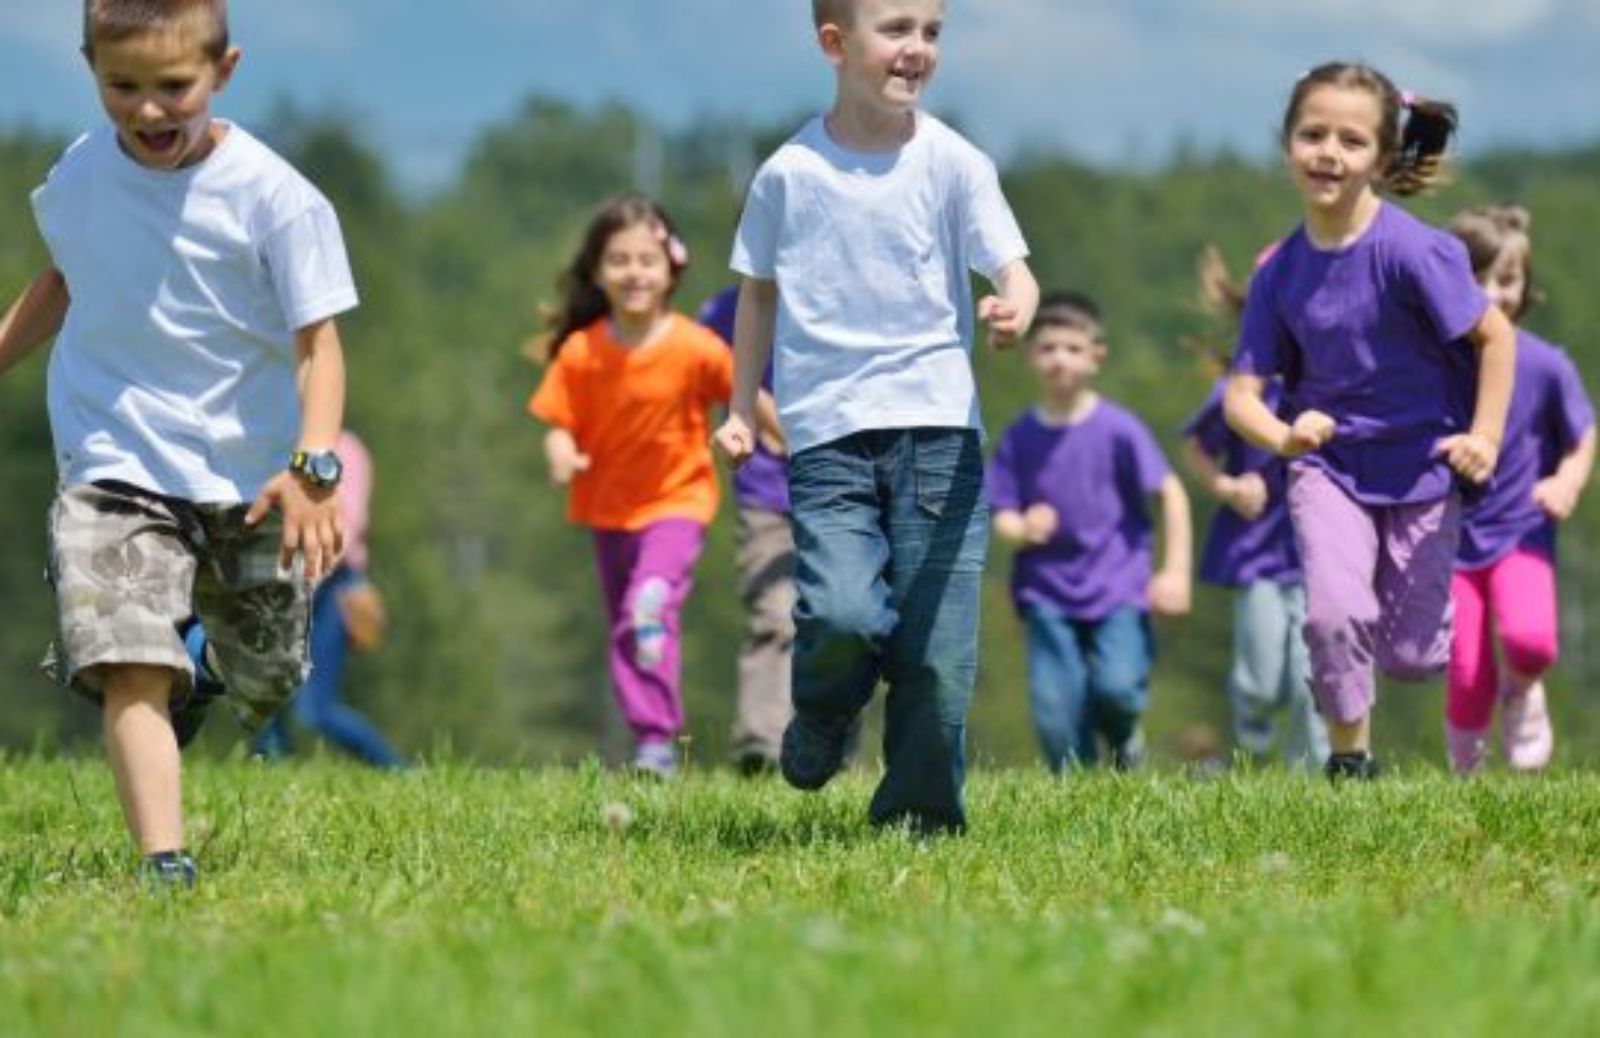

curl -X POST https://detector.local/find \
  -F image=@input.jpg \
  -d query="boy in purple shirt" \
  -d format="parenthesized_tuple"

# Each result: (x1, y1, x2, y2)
(699, 286, 795, 773)
(1184, 377, 1327, 768)
(1444, 206, 1595, 773)
(1226, 63, 1516, 780)
(989, 293, 1192, 770)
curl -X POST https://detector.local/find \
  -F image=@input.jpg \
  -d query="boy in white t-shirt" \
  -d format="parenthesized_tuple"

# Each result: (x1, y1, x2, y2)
(713, 0, 1038, 834)
(0, 0, 355, 887)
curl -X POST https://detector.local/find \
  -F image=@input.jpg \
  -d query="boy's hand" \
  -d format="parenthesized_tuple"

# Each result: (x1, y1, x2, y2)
(1533, 474, 1580, 521)
(1148, 568, 1192, 617)
(1280, 410, 1335, 458)
(978, 295, 1024, 349)
(713, 414, 757, 469)
(1436, 430, 1499, 486)
(1220, 472, 1269, 521)
(1022, 502, 1059, 545)
(546, 436, 591, 486)
(246, 471, 343, 583)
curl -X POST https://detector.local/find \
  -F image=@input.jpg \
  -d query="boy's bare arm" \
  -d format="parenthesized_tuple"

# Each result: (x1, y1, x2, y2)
(978, 259, 1040, 349)
(246, 317, 346, 581)
(0, 269, 68, 378)
(713, 277, 778, 467)
(1148, 473, 1193, 616)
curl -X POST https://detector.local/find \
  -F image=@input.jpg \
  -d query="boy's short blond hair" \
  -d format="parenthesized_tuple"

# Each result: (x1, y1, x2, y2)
(812, 0, 858, 29)
(83, 0, 230, 62)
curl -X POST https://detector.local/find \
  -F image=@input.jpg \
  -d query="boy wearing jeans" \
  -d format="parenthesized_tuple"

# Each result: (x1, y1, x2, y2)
(0, 0, 355, 885)
(714, 0, 1038, 832)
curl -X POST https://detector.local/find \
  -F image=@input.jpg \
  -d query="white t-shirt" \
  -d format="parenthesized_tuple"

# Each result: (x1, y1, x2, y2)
(31, 122, 358, 502)
(731, 112, 1028, 454)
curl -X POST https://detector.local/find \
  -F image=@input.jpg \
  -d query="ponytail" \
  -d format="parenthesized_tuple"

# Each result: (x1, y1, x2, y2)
(1282, 62, 1459, 198)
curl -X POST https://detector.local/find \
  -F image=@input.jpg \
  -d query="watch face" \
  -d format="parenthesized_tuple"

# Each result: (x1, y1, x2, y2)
(310, 453, 342, 483)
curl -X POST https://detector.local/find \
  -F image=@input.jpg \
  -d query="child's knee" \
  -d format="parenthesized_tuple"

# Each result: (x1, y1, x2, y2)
(98, 663, 178, 708)
(1378, 640, 1448, 682)
(1501, 629, 1558, 678)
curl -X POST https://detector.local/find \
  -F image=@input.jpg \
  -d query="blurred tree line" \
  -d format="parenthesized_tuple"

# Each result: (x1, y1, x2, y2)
(3, 99, 1599, 768)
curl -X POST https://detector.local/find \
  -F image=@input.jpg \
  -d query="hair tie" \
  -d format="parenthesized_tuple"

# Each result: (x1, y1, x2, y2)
(667, 235, 689, 268)
(1399, 90, 1417, 109)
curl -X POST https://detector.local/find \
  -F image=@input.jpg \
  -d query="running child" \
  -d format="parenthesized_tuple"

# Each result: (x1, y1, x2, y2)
(699, 285, 796, 775)
(1443, 205, 1594, 773)
(0, 0, 356, 886)
(713, 0, 1039, 832)
(1182, 248, 1327, 768)
(989, 292, 1192, 771)
(1225, 61, 1517, 779)
(529, 194, 732, 778)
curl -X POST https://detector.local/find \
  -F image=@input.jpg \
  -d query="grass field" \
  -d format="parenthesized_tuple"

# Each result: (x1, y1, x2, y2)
(4, 756, 1600, 1037)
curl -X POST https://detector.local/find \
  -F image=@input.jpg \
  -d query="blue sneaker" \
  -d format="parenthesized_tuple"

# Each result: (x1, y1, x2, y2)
(142, 850, 197, 891)
(172, 620, 226, 749)
(779, 713, 859, 791)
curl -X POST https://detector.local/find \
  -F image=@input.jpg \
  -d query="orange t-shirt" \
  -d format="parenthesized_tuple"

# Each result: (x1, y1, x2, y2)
(528, 314, 734, 531)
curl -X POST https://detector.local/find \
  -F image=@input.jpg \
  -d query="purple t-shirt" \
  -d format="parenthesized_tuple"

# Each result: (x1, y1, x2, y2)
(1183, 378, 1300, 588)
(698, 286, 789, 515)
(987, 399, 1171, 619)
(1458, 330, 1595, 569)
(1234, 202, 1489, 505)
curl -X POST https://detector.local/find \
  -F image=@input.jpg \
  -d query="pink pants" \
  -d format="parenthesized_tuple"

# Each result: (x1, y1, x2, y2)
(1288, 466, 1461, 724)
(1446, 549, 1558, 730)
(591, 519, 706, 745)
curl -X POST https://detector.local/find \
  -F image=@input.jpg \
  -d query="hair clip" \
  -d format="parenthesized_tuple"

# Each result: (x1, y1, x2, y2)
(1398, 90, 1417, 108)
(667, 235, 689, 268)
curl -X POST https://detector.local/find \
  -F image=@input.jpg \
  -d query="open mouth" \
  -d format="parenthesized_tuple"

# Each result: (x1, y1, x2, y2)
(136, 129, 182, 155)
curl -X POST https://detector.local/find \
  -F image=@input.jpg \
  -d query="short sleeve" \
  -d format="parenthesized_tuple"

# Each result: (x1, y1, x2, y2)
(1233, 265, 1292, 379)
(1180, 385, 1230, 459)
(1546, 348, 1596, 455)
(985, 427, 1023, 512)
(1122, 415, 1172, 495)
(730, 164, 781, 279)
(957, 148, 1028, 280)
(528, 349, 577, 429)
(1404, 232, 1489, 344)
(262, 200, 359, 331)
(699, 332, 734, 406)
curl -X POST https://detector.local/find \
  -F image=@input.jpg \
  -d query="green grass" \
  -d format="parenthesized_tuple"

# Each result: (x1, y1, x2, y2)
(4, 757, 1600, 1036)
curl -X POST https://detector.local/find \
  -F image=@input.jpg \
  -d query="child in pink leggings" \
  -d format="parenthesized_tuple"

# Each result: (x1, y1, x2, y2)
(1444, 207, 1596, 773)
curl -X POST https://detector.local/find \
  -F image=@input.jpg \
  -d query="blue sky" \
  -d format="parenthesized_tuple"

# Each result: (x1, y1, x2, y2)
(3, 1, 1599, 193)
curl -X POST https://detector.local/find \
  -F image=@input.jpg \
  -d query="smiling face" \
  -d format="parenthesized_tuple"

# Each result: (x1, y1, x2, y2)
(595, 221, 674, 325)
(1284, 84, 1387, 219)
(821, 0, 944, 118)
(1480, 241, 1530, 320)
(88, 26, 238, 170)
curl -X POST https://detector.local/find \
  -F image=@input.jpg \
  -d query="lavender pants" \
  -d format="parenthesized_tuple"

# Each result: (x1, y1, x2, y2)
(592, 519, 706, 746)
(1288, 465, 1461, 724)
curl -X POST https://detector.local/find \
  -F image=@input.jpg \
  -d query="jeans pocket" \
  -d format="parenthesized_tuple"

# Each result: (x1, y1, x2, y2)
(913, 431, 982, 520)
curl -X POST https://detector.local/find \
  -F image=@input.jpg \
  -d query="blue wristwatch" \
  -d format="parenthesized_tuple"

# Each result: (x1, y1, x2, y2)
(289, 448, 343, 489)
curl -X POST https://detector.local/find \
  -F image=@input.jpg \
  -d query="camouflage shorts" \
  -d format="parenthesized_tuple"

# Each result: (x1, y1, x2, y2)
(45, 481, 311, 731)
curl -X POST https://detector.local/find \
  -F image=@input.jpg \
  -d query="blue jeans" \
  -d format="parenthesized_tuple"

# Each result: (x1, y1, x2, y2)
(250, 566, 403, 768)
(1023, 604, 1152, 771)
(788, 428, 988, 833)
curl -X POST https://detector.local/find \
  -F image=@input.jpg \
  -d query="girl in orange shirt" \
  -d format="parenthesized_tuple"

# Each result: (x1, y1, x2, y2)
(529, 194, 733, 776)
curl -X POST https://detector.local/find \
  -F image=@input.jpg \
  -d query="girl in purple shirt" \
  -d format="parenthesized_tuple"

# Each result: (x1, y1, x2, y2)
(1443, 206, 1595, 774)
(1224, 62, 1517, 780)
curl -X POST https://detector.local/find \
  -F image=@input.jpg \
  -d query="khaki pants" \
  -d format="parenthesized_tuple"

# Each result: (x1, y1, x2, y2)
(731, 507, 795, 763)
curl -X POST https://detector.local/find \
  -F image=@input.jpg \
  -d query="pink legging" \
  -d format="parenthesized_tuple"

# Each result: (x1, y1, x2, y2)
(1446, 548, 1558, 730)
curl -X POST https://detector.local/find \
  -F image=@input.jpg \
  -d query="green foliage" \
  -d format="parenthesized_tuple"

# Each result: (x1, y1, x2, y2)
(5, 761, 1600, 1034)
(3, 102, 1600, 767)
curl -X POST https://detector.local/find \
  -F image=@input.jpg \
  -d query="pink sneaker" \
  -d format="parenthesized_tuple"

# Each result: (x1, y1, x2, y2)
(1444, 723, 1489, 775)
(1501, 680, 1554, 771)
